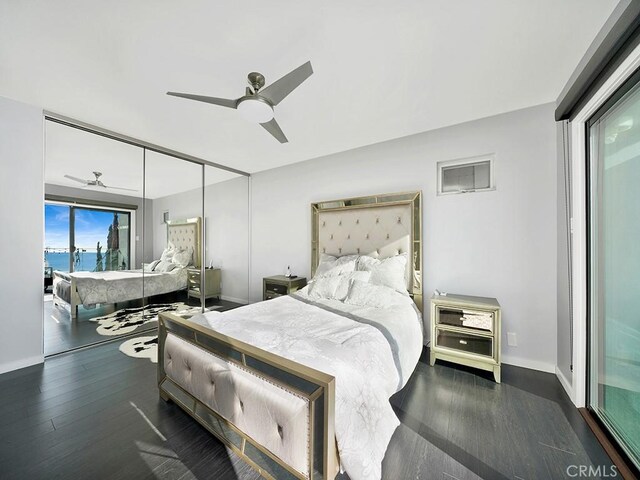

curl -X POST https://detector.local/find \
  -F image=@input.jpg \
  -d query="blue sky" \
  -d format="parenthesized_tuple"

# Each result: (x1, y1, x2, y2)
(44, 204, 121, 251)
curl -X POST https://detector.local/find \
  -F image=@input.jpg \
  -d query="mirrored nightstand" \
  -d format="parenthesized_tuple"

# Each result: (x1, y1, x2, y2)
(430, 293, 501, 383)
(187, 267, 221, 301)
(263, 275, 307, 301)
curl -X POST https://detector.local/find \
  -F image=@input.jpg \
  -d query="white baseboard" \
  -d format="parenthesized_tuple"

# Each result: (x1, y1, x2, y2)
(555, 366, 576, 404)
(0, 354, 44, 375)
(501, 354, 555, 374)
(221, 295, 248, 305)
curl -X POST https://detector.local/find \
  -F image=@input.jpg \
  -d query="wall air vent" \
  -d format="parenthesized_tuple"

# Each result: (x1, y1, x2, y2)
(437, 155, 495, 195)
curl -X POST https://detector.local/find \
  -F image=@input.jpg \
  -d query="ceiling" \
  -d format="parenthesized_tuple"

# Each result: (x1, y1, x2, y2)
(1, 1, 618, 174)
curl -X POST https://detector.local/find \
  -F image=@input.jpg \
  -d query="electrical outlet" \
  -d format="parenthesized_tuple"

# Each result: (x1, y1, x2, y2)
(507, 332, 517, 347)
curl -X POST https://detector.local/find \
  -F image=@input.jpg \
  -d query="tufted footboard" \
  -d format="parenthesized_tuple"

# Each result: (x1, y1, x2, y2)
(158, 312, 339, 480)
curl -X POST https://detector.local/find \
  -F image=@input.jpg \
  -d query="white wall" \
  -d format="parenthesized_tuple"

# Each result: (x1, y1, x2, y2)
(0, 96, 44, 373)
(152, 175, 250, 304)
(251, 103, 558, 372)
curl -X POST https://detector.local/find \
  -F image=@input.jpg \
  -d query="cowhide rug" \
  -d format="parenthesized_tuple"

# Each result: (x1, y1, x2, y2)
(119, 336, 158, 363)
(91, 303, 202, 336)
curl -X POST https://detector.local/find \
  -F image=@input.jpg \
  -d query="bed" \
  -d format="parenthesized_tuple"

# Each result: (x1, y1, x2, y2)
(53, 217, 201, 319)
(157, 192, 423, 480)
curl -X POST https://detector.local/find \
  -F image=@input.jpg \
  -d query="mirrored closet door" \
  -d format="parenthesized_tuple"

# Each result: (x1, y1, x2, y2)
(203, 165, 250, 311)
(43, 117, 251, 358)
(44, 120, 144, 355)
(143, 150, 204, 317)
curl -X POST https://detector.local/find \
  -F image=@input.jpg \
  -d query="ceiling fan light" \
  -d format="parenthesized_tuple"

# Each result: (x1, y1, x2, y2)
(237, 97, 274, 123)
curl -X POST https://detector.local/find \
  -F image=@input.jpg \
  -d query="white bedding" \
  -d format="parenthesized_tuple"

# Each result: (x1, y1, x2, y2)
(189, 285, 423, 480)
(71, 268, 188, 308)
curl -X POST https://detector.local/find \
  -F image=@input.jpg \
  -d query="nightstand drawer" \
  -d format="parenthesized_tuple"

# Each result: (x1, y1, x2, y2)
(436, 306, 494, 333)
(435, 328, 493, 358)
(265, 283, 288, 296)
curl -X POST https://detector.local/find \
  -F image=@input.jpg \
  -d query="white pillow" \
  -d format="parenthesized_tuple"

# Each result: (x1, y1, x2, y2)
(155, 260, 178, 273)
(172, 249, 192, 267)
(160, 246, 175, 262)
(344, 280, 414, 308)
(313, 253, 358, 279)
(143, 260, 161, 272)
(308, 271, 370, 301)
(357, 253, 408, 294)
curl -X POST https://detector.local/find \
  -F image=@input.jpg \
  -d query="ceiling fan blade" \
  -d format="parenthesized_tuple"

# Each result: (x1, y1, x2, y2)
(260, 118, 288, 143)
(167, 92, 238, 109)
(259, 61, 313, 106)
(103, 185, 138, 192)
(64, 174, 88, 185)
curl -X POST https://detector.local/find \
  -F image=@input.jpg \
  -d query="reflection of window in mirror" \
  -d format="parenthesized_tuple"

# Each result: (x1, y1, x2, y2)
(163, 211, 169, 224)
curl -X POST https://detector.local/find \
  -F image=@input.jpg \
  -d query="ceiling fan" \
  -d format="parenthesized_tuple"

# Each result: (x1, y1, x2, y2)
(167, 61, 313, 143)
(64, 171, 137, 192)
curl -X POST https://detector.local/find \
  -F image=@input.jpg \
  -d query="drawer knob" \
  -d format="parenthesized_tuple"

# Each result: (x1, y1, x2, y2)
(459, 340, 468, 345)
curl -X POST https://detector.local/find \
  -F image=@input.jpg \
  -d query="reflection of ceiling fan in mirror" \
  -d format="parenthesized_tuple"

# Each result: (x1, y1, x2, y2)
(64, 171, 137, 192)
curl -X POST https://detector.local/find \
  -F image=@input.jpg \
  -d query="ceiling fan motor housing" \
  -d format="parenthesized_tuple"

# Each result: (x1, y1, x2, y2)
(247, 72, 266, 92)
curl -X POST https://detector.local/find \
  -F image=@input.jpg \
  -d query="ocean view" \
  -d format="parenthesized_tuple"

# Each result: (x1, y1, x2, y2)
(45, 251, 104, 272)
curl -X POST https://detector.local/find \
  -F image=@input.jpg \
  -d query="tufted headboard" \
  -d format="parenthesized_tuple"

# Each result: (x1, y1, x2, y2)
(166, 217, 202, 268)
(311, 191, 422, 308)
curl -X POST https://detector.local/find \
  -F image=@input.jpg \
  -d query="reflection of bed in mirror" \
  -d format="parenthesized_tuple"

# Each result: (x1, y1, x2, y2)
(53, 217, 202, 319)
(157, 192, 423, 480)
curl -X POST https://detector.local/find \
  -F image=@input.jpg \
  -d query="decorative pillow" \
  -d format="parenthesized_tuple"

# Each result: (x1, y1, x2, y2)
(143, 260, 161, 272)
(357, 253, 408, 294)
(308, 271, 370, 301)
(160, 246, 175, 262)
(155, 260, 178, 273)
(313, 253, 358, 279)
(172, 249, 192, 267)
(333, 271, 370, 300)
(344, 280, 414, 308)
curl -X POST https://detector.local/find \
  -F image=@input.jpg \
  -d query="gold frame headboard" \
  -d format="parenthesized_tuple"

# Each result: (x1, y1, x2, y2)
(166, 217, 202, 268)
(311, 191, 422, 310)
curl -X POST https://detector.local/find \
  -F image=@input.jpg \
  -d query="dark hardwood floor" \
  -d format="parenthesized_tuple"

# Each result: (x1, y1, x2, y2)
(0, 342, 614, 479)
(44, 293, 245, 356)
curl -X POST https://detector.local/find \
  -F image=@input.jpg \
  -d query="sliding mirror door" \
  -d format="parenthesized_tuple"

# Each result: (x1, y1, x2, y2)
(588, 73, 640, 469)
(44, 120, 144, 355)
(203, 165, 250, 313)
(144, 151, 204, 318)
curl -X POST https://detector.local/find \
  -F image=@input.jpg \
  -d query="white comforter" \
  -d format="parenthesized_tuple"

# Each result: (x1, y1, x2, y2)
(191, 289, 423, 480)
(71, 268, 188, 308)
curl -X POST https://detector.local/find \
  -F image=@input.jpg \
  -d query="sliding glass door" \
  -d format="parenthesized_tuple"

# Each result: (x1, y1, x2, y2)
(44, 203, 132, 273)
(588, 72, 640, 469)
(72, 207, 131, 272)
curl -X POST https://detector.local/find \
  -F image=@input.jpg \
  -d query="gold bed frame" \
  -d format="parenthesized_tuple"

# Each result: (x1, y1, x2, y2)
(158, 313, 338, 480)
(157, 191, 423, 480)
